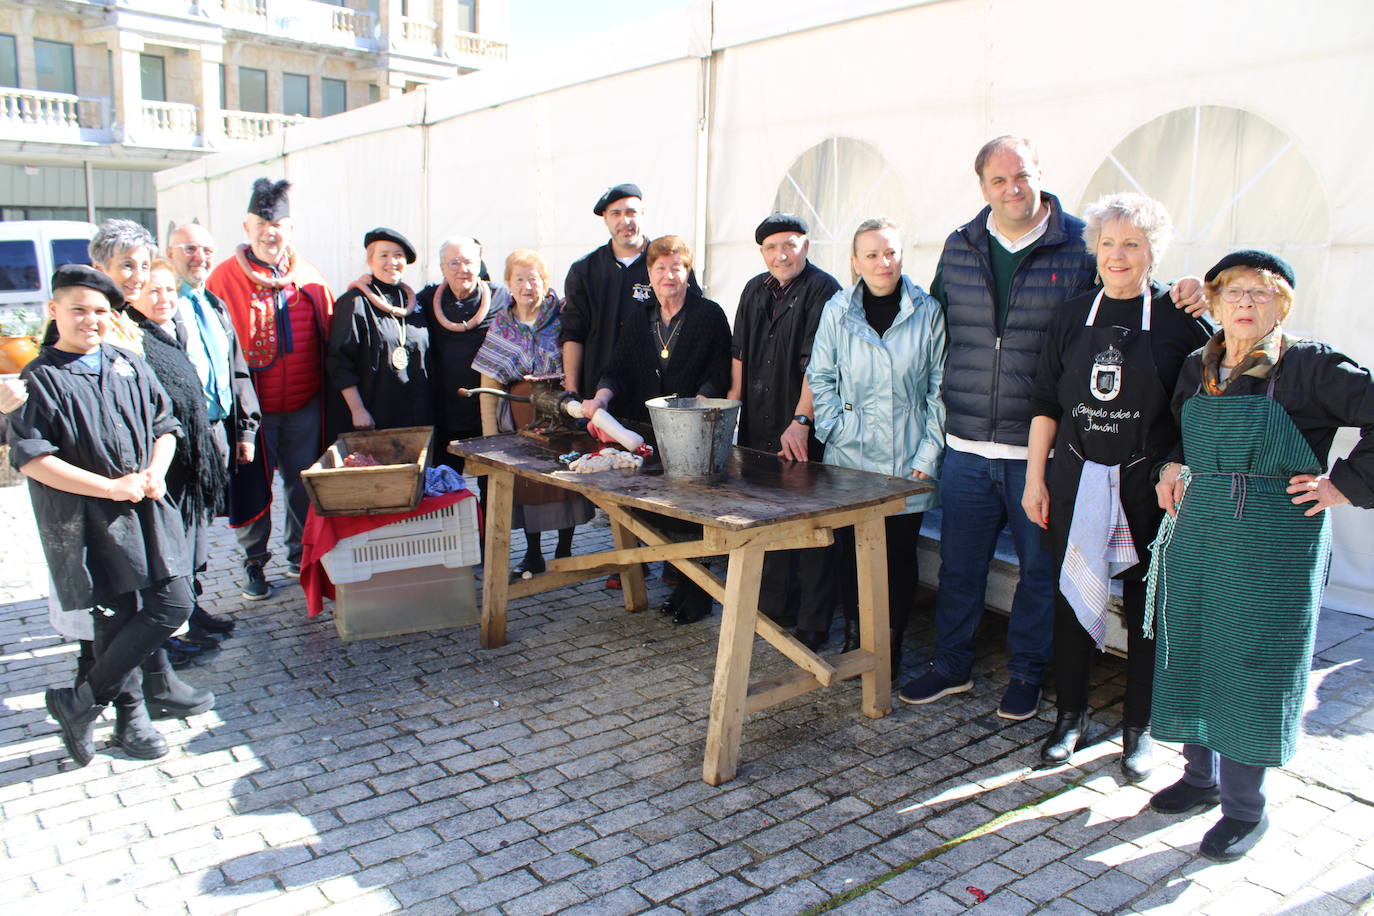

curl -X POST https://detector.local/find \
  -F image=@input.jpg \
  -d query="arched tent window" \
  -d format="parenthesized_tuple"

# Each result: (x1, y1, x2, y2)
(1078, 105, 1329, 331)
(772, 137, 906, 283)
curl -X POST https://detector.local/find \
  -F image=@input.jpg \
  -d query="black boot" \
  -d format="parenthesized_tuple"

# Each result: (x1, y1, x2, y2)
(795, 628, 828, 651)
(111, 700, 169, 760)
(144, 667, 214, 719)
(1040, 709, 1088, 765)
(45, 682, 105, 767)
(191, 606, 236, 636)
(841, 617, 859, 652)
(1121, 726, 1154, 782)
(554, 527, 574, 560)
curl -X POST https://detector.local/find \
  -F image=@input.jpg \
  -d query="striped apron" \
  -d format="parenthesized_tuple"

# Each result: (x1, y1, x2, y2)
(1145, 376, 1330, 766)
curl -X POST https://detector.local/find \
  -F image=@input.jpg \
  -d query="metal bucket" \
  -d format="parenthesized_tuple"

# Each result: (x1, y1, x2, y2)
(645, 396, 741, 483)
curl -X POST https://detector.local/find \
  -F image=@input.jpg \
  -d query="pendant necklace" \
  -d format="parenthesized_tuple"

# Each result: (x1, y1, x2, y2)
(370, 284, 410, 370)
(655, 311, 683, 359)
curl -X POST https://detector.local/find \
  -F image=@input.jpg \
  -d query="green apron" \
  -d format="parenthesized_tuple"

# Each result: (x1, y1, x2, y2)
(1145, 378, 1330, 767)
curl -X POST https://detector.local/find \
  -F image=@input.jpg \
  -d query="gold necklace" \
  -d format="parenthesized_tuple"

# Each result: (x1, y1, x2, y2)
(655, 311, 683, 359)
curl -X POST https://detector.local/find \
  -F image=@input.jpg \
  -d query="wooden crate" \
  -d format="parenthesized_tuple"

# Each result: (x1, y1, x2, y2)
(301, 426, 432, 516)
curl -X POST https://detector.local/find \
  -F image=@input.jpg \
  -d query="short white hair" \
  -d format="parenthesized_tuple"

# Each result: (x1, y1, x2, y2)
(438, 236, 481, 261)
(1082, 192, 1173, 267)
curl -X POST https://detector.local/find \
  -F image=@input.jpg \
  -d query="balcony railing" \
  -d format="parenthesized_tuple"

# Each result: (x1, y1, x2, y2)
(0, 87, 109, 141)
(400, 17, 438, 49)
(222, 109, 309, 142)
(216, 0, 378, 49)
(141, 100, 200, 140)
(451, 31, 508, 63)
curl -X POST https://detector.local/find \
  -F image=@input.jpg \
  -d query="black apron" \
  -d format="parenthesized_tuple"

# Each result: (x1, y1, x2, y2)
(1048, 287, 1167, 578)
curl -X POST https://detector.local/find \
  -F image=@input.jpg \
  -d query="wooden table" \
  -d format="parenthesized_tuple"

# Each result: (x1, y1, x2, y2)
(450, 434, 929, 785)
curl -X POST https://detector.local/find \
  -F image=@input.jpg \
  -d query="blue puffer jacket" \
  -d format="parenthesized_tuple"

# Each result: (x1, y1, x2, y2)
(939, 191, 1095, 446)
(807, 276, 946, 514)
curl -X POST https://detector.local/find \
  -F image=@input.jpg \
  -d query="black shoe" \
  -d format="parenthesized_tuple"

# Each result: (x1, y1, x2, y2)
(671, 591, 711, 625)
(164, 638, 220, 669)
(795, 628, 828, 651)
(1040, 709, 1088, 765)
(284, 561, 301, 579)
(45, 683, 105, 767)
(658, 594, 681, 616)
(1200, 814, 1269, 862)
(1121, 727, 1154, 782)
(191, 606, 235, 636)
(111, 703, 169, 760)
(1150, 778, 1222, 815)
(179, 626, 223, 649)
(242, 562, 271, 600)
(144, 669, 214, 719)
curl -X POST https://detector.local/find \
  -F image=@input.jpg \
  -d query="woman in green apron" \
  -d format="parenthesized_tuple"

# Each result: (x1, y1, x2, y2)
(1023, 193, 1210, 781)
(1146, 250, 1374, 862)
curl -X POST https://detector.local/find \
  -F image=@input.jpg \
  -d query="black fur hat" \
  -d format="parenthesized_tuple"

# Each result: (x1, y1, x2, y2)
(247, 178, 291, 221)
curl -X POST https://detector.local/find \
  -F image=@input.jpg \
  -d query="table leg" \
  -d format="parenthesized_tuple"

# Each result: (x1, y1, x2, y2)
(611, 511, 648, 612)
(854, 516, 893, 717)
(702, 543, 765, 785)
(480, 469, 514, 648)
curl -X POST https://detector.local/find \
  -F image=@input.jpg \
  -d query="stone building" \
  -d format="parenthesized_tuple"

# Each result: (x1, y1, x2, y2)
(0, 0, 508, 230)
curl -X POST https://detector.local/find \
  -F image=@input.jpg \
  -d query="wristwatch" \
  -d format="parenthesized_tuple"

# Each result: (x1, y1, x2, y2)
(793, 415, 812, 427)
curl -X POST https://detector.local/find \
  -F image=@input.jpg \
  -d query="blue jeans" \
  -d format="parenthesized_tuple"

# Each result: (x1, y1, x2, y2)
(932, 447, 1054, 684)
(235, 399, 319, 568)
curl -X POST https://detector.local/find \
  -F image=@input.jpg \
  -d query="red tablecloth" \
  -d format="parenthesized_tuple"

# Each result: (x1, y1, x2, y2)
(300, 490, 478, 617)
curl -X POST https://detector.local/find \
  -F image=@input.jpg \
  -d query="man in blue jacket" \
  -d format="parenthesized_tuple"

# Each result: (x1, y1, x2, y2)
(899, 136, 1198, 720)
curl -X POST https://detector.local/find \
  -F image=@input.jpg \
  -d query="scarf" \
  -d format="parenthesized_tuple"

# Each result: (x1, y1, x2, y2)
(469, 289, 563, 384)
(1200, 325, 1284, 395)
(132, 314, 229, 525)
(232, 244, 299, 289)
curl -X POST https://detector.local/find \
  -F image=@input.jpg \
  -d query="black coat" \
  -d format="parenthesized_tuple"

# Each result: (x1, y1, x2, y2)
(560, 240, 700, 409)
(420, 281, 511, 444)
(602, 291, 732, 423)
(732, 262, 839, 453)
(9, 345, 188, 609)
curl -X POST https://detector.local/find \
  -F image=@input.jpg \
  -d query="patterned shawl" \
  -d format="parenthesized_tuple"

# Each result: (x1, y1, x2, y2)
(470, 289, 563, 384)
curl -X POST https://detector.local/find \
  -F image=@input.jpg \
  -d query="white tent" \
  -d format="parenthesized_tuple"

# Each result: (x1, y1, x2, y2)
(156, 0, 1374, 615)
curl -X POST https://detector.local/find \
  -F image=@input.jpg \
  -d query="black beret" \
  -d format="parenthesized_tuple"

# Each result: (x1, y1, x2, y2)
(1205, 249, 1295, 289)
(363, 227, 416, 263)
(51, 264, 123, 310)
(247, 177, 291, 221)
(754, 212, 810, 245)
(593, 183, 642, 216)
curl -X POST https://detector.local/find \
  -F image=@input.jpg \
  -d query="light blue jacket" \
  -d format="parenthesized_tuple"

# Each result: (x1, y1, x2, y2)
(807, 276, 947, 513)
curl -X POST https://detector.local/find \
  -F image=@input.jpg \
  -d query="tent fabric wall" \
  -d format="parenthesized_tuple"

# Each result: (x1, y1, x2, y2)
(154, 0, 1374, 616)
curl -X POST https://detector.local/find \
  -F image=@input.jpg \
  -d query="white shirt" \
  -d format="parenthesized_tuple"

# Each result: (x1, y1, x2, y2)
(986, 205, 1051, 254)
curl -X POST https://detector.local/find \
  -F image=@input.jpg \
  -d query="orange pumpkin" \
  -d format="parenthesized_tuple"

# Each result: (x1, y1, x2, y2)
(0, 336, 40, 374)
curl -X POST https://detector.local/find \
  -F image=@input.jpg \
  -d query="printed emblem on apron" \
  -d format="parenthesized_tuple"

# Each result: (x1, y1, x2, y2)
(1091, 344, 1124, 401)
(631, 283, 652, 301)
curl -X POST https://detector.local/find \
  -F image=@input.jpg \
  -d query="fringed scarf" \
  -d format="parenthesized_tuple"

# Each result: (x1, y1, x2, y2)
(470, 289, 563, 384)
(132, 314, 229, 526)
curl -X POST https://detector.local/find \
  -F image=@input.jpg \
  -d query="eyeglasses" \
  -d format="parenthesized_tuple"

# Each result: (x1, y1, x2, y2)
(444, 260, 477, 271)
(1219, 286, 1277, 305)
(176, 244, 216, 257)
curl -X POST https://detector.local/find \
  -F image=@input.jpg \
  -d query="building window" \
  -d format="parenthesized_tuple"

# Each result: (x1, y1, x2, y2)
(283, 72, 309, 117)
(238, 66, 267, 112)
(457, 0, 476, 33)
(369, 83, 380, 104)
(0, 34, 18, 89)
(322, 78, 346, 117)
(218, 63, 226, 109)
(140, 54, 166, 101)
(35, 39, 77, 95)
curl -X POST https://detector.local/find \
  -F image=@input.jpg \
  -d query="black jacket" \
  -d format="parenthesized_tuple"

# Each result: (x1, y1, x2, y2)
(936, 191, 1096, 446)
(732, 262, 840, 454)
(1169, 337, 1374, 509)
(560, 240, 699, 407)
(602, 291, 732, 423)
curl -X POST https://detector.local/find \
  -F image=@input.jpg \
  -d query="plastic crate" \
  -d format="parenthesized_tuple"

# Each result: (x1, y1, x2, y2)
(320, 497, 481, 584)
(333, 564, 478, 641)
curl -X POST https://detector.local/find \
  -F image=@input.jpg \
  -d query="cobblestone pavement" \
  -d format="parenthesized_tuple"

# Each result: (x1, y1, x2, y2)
(1, 480, 1372, 915)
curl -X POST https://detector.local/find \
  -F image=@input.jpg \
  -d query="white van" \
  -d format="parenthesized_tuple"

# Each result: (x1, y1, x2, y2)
(0, 220, 98, 334)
